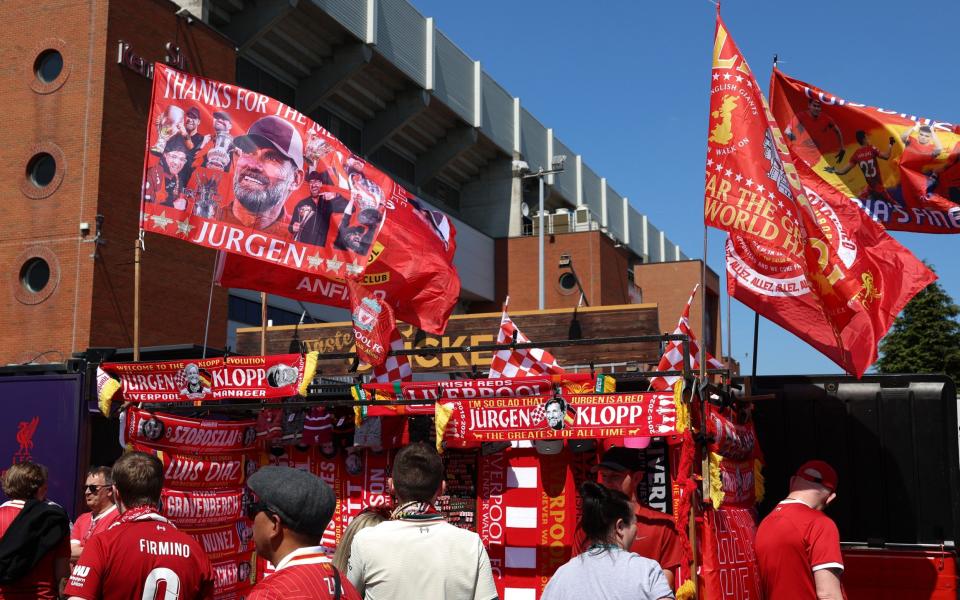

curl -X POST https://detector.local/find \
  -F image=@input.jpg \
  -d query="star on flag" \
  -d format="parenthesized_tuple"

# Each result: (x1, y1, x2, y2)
(150, 211, 174, 231)
(307, 254, 323, 269)
(175, 219, 194, 236)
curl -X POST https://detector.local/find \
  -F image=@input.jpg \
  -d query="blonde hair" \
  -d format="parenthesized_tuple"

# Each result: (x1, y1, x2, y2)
(332, 506, 390, 572)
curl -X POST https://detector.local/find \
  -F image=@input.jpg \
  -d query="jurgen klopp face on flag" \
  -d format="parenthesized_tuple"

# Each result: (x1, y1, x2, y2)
(232, 116, 304, 227)
(545, 398, 566, 430)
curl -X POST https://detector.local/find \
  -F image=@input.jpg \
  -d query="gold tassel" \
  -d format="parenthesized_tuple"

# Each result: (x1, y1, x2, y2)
(297, 351, 319, 396)
(674, 380, 689, 433)
(676, 579, 696, 600)
(601, 375, 616, 393)
(434, 403, 454, 453)
(709, 452, 725, 508)
(754, 458, 765, 504)
(98, 378, 121, 417)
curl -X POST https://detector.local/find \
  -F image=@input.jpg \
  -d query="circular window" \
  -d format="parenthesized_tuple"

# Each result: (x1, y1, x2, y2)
(34, 50, 63, 84)
(558, 272, 578, 292)
(20, 258, 50, 293)
(27, 153, 56, 187)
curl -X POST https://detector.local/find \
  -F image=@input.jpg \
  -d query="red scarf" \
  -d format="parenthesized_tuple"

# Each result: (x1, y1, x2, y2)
(112, 504, 172, 528)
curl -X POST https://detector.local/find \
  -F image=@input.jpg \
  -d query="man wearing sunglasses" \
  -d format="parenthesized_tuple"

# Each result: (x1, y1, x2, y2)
(69, 467, 119, 562)
(64, 451, 213, 600)
(245, 466, 361, 600)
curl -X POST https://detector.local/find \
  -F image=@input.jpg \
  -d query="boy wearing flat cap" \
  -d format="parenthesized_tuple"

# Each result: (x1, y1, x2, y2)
(246, 466, 361, 600)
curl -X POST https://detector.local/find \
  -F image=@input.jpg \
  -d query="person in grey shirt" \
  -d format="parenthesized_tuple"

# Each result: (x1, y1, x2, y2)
(542, 481, 673, 600)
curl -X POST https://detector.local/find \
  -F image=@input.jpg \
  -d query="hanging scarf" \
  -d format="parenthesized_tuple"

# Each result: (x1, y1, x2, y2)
(390, 501, 441, 521)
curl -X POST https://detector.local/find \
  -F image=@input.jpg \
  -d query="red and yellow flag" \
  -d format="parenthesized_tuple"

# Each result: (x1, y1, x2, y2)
(705, 16, 936, 376)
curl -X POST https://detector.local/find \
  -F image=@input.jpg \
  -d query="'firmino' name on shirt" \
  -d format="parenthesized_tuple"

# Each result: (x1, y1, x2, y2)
(139, 539, 192, 557)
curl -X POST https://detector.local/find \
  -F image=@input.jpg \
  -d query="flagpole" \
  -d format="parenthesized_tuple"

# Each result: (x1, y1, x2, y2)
(751, 311, 759, 376)
(201, 252, 218, 359)
(133, 232, 143, 362)
(260, 292, 268, 356)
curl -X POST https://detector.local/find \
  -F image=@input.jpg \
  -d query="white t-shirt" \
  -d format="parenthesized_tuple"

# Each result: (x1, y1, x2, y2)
(347, 518, 498, 600)
(542, 547, 674, 600)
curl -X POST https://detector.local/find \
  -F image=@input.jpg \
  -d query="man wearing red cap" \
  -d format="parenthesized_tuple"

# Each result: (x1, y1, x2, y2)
(755, 460, 845, 600)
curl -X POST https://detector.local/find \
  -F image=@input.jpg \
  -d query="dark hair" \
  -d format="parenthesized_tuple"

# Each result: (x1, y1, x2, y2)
(579, 481, 635, 547)
(112, 452, 163, 508)
(86, 466, 113, 485)
(855, 130, 867, 145)
(2, 462, 47, 500)
(918, 125, 932, 134)
(392, 443, 443, 503)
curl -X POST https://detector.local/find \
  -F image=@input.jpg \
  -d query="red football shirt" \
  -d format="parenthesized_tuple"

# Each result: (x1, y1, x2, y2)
(628, 505, 685, 572)
(849, 146, 883, 186)
(901, 139, 940, 168)
(0, 500, 70, 600)
(70, 505, 120, 548)
(64, 512, 214, 600)
(755, 499, 845, 599)
(248, 546, 361, 600)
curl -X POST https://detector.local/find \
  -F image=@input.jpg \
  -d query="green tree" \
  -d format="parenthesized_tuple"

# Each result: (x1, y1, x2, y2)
(877, 274, 960, 382)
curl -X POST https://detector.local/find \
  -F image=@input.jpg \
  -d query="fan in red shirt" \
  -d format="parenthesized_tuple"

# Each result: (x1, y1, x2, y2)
(827, 130, 898, 205)
(755, 460, 846, 600)
(246, 465, 361, 600)
(593, 447, 684, 590)
(0, 461, 70, 600)
(64, 452, 214, 600)
(70, 466, 119, 563)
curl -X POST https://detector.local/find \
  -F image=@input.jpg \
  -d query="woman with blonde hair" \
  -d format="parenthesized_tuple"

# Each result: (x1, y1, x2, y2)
(332, 505, 390, 572)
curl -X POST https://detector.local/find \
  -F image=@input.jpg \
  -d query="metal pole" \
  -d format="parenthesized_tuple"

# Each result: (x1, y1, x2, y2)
(133, 238, 142, 362)
(751, 311, 760, 376)
(201, 252, 218, 359)
(260, 292, 268, 356)
(699, 226, 708, 381)
(538, 172, 545, 310)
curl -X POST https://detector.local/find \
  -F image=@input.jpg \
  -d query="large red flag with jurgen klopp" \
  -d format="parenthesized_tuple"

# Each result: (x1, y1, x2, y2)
(142, 63, 390, 278)
(705, 16, 935, 377)
(770, 69, 960, 234)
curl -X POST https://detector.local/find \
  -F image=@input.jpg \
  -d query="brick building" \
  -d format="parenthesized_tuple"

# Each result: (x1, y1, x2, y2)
(1, 0, 232, 365)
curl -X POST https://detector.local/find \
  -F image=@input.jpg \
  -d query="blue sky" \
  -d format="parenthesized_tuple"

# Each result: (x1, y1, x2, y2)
(411, 0, 960, 376)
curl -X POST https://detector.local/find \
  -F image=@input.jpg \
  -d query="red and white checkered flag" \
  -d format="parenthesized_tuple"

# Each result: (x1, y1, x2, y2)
(371, 327, 413, 383)
(649, 284, 725, 392)
(488, 297, 565, 379)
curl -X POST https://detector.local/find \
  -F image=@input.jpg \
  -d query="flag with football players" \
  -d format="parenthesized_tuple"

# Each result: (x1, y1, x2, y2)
(705, 16, 936, 377)
(770, 69, 960, 234)
(648, 284, 725, 392)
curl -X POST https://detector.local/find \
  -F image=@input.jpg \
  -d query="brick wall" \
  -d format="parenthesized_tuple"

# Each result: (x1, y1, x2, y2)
(91, 0, 234, 351)
(0, 0, 234, 365)
(634, 260, 722, 356)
